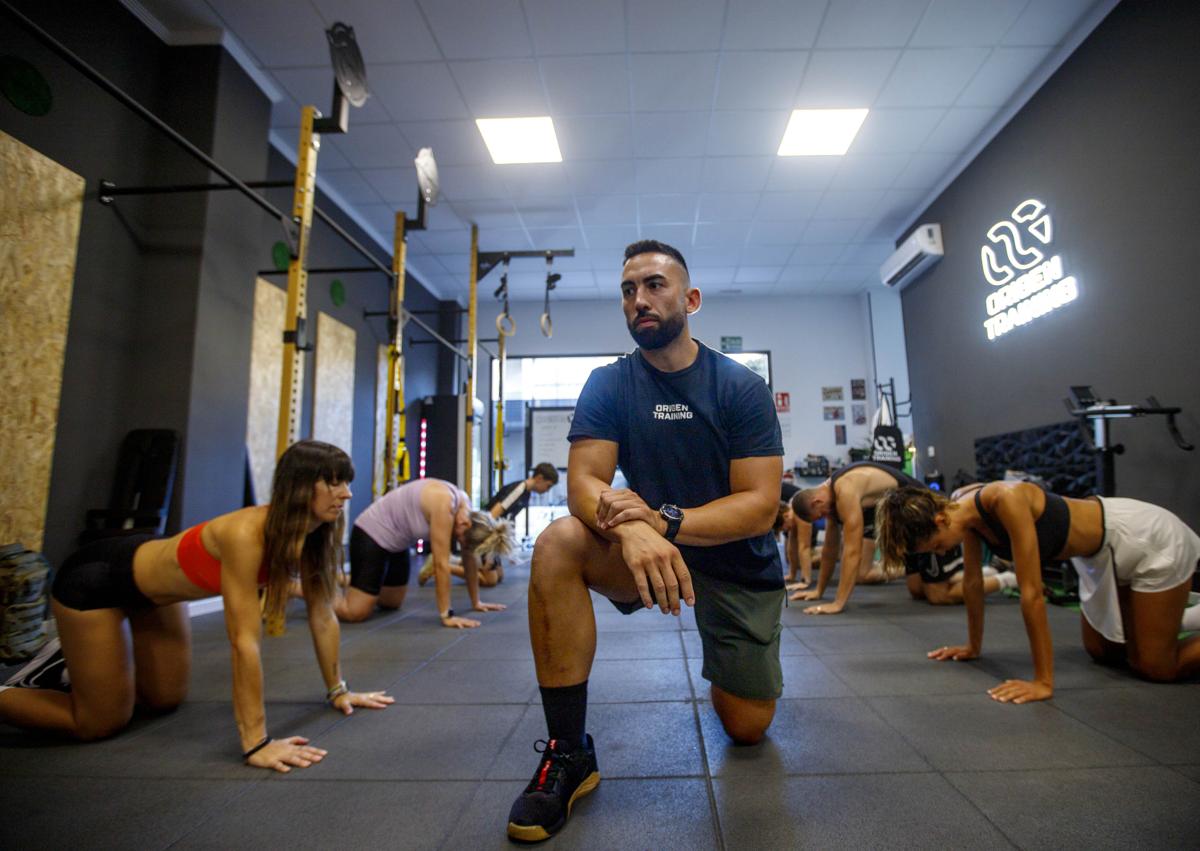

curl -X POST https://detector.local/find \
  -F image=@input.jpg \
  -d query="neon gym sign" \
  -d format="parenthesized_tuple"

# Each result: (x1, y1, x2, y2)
(980, 199, 1077, 340)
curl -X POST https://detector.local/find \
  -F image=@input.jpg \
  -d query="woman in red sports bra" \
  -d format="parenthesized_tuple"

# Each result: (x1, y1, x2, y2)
(0, 440, 393, 772)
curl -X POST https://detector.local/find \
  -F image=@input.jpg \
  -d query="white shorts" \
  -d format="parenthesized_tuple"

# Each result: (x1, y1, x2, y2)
(1072, 498, 1200, 643)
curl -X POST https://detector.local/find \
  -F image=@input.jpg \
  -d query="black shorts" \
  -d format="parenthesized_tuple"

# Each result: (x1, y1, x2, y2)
(51, 534, 157, 611)
(904, 547, 964, 584)
(348, 526, 411, 595)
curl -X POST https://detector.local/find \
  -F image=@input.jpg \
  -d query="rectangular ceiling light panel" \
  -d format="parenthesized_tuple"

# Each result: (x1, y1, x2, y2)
(476, 116, 563, 164)
(777, 109, 869, 156)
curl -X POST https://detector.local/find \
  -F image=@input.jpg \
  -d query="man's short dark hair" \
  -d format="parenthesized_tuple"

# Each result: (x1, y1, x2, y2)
(532, 463, 559, 483)
(623, 240, 689, 275)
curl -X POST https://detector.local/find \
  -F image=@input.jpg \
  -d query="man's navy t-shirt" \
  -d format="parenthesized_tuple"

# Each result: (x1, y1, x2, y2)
(568, 342, 784, 590)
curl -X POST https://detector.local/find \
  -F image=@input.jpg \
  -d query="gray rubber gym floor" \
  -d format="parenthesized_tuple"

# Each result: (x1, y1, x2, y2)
(3, 558, 1199, 849)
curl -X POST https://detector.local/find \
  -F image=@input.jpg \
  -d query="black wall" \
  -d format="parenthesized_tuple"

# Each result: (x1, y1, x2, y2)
(2, 1, 448, 564)
(901, 0, 1200, 524)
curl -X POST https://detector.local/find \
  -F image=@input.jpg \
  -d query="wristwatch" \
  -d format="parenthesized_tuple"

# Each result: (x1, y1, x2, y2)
(659, 504, 683, 542)
(440, 609, 455, 620)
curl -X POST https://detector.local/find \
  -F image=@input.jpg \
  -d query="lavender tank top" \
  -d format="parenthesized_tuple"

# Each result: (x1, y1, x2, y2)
(353, 478, 464, 553)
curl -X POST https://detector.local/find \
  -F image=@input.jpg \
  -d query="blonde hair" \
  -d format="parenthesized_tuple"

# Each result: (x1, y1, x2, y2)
(262, 440, 353, 634)
(462, 511, 516, 559)
(873, 485, 955, 570)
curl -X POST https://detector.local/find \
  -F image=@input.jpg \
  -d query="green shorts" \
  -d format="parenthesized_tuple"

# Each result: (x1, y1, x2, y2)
(609, 569, 784, 701)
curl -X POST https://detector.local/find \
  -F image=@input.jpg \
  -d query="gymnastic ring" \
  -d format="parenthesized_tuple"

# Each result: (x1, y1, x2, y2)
(496, 312, 516, 337)
(539, 312, 553, 338)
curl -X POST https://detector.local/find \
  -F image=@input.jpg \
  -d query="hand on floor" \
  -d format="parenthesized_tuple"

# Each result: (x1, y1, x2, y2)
(927, 644, 979, 661)
(988, 678, 1052, 704)
(332, 690, 395, 715)
(473, 601, 507, 612)
(803, 602, 843, 615)
(442, 614, 481, 629)
(246, 736, 327, 773)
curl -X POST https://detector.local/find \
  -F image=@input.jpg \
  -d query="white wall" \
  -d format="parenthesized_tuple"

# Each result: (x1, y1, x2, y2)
(501, 294, 876, 468)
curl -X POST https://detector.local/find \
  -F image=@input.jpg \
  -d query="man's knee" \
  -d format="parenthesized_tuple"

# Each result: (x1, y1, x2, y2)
(1129, 654, 1176, 683)
(711, 686, 775, 745)
(531, 516, 592, 582)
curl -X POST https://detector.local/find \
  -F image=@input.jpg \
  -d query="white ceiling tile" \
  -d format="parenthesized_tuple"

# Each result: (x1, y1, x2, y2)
(269, 90, 301, 128)
(706, 111, 791, 157)
(627, 0, 726, 52)
(694, 221, 751, 248)
(827, 153, 910, 190)
(527, 226, 584, 250)
(838, 242, 894, 265)
(639, 194, 699, 224)
(451, 199, 522, 229)
(418, 230, 475, 254)
(500, 163, 571, 199)
(824, 263, 877, 282)
(642, 223, 695, 248)
(909, 0, 1027, 47)
(876, 48, 991, 107)
(271, 67, 394, 124)
(921, 107, 994, 152)
(688, 246, 740, 265)
(889, 151, 958, 189)
(352, 203, 396, 237)
(723, 0, 828, 49)
(715, 52, 809, 110)
(369, 63, 470, 122)
(739, 244, 795, 265)
(636, 159, 704, 194)
(478, 228, 533, 251)
(699, 193, 762, 221)
(814, 190, 886, 219)
(329, 124, 413, 168)
(451, 60, 549, 116)
(359, 168, 418, 206)
(577, 195, 638, 226)
(802, 217, 868, 242)
(517, 200, 579, 229)
(795, 50, 900, 107)
(779, 264, 831, 282)
(791, 243, 845, 264)
(204, 0, 328, 68)
(735, 266, 782, 283)
(319, 170, 385, 205)
(856, 216, 908, 242)
(956, 47, 1051, 107)
(586, 225, 640, 249)
(630, 54, 719, 112)
(701, 157, 774, 193)
(1003, 0, 1096, 46)
(421, 0, 533, 60)
(523, 0, 627, 54)
(555, 115, 634, 160)
(438, 164, 510, 201)
(310, 0, 442, 63)
(398, 119, 492, 166)
(566, 160, 638, 195)
(719, 282, 775, 296)
(691, 267, 737, 286)
(755, 191, 822, 220)
(541, 55, 631, 114)
(816, 0, 930, 48)
(747, 221, 805, 245)
(633, 113, 710, 158)
(765, 157, 840, 191)
(849, 108, 945, 153)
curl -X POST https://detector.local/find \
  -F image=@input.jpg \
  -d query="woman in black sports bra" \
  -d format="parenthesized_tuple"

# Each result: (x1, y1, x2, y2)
(876, 481, 1200, 704)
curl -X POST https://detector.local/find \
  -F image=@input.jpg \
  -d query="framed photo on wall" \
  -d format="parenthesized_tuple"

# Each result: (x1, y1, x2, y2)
(851, 379, 866, 400)
(822, 386, 844, 401)
(823, 406, 844, 421)
(834, 425, 846, 445)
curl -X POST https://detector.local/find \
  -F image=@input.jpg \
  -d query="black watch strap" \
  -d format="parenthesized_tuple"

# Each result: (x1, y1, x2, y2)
(660, 504, 683, 542)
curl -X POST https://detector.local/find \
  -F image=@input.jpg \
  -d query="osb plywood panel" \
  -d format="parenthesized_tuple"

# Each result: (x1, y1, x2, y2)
(245, 278, 290, 504)
(312, 311, 355, 457)
(0, 131, 85, 552)
(373, 344, 387, 496)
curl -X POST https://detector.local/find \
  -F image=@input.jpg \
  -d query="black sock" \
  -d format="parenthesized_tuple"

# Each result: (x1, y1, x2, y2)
(539, 680, 588, 750)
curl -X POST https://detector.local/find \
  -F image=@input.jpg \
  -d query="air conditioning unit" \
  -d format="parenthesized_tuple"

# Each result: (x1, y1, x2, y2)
(880, 223, 943, 288)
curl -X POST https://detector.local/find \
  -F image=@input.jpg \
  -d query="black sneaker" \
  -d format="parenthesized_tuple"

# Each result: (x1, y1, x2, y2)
(1, 636, 69, 692)
(507, 735, 600, 843)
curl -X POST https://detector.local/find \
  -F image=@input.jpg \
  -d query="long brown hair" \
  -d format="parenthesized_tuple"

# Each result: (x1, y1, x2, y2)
(874, 485, 955, 570)
(261, 440, 354, 633)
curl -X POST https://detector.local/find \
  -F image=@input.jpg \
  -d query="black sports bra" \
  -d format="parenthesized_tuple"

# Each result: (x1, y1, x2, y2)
(973, 486, 1071, 563)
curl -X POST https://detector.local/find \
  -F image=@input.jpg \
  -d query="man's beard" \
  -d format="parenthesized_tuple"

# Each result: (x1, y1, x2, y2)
(627, 310, 686, 350)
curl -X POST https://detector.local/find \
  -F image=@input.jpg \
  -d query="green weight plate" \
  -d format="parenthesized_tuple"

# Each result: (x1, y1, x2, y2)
(330, 279, 346, 306)
(271, 241, 291, 272)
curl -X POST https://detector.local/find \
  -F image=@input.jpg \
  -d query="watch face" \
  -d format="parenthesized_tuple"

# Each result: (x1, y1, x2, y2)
(661, 504, 683, 521)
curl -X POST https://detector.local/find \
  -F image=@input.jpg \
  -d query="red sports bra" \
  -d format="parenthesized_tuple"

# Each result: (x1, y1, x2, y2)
(177, 522, 268, 594)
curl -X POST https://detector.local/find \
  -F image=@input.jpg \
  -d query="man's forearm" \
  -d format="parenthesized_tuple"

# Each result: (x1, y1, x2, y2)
(670, 491, 776, 547)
